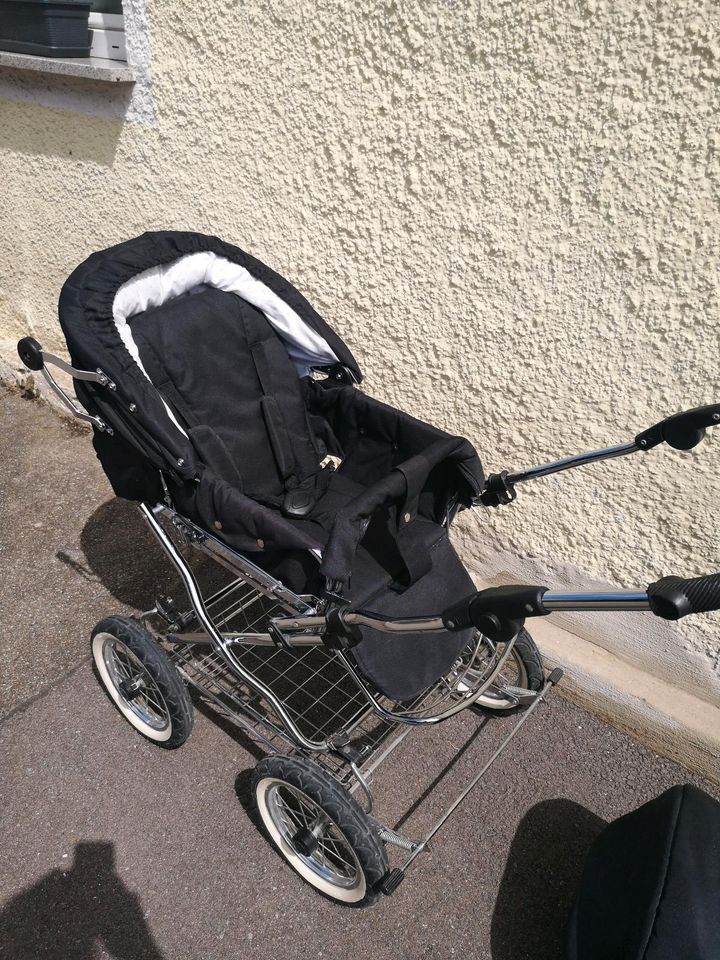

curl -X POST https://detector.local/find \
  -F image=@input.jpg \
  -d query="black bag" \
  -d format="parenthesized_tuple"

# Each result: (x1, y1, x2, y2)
(566, 783, 720, 960)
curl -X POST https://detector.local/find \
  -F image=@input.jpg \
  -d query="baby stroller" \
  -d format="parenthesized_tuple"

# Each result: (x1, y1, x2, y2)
(17, 230, 720, 906)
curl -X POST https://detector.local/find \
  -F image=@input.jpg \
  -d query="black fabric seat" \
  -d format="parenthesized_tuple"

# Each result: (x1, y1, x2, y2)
(131, 285, 329, 511)
(58, 231, 486, 700)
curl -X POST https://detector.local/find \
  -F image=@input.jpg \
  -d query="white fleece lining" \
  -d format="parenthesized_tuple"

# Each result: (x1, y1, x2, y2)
(114, 251, 338, 370)
(112, 252, 340, 439)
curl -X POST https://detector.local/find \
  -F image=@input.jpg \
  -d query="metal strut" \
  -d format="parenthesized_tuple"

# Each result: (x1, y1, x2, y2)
(138, 502, 335, 753)
(376, 667, 564, 895)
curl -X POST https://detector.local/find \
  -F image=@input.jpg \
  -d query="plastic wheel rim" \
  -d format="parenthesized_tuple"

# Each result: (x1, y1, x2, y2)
(256, 777, 366, 903)
(92, 633, 172, 742)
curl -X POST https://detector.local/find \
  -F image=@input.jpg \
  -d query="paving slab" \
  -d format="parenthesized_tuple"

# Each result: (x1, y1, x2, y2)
(1, 662, 717, 960)
(1, 385, 718, 959)
(0, 387, 177, 719)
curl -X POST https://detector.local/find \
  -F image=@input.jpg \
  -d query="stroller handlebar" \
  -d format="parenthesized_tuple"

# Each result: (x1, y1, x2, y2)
(273, 574, 720, 644)
(635, 403, 720, 452)
(441, 576, 720, 634)
(647, 574, 720, 620)
(479, 402, 720, 506)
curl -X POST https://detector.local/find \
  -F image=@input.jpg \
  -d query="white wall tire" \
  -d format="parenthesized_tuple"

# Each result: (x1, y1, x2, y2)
(251, 755, 388, 907)
(91, 616, 193, 748)
(472, 629, 545, 714)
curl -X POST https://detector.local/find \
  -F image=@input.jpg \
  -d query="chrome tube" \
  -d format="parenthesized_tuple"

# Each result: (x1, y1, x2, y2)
(507, 440, 640, 486)
(171, 630, 323, 647)
(138, 502, 333, 752)
(153, 504, 314, 614)
(40, 367, 109, 432)
(272, 592, 652, 635)
(542, 591, 650, 611)
(42, 351, 112, 384)
(401, 674, 555, 872)
(272, 611, 447, 635)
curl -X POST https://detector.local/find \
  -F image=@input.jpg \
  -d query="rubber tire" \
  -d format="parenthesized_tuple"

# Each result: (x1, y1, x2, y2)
(473, 628, 545, 716)
(251, 754, 388, 907)
(91, 616, 193, 749)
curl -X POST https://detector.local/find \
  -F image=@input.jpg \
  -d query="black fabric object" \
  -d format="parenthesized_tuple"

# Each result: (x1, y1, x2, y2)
(565, 784, 720, 960)
(346, 518, 475, 699)
(130, 286, 324, 505)
(308, 382, 483, 585)
(59, 231, 361, 490)
(57, 231, 486, 700)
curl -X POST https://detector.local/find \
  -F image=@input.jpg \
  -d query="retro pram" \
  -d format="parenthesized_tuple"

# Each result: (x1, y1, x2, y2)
(17, 230, 720, 906)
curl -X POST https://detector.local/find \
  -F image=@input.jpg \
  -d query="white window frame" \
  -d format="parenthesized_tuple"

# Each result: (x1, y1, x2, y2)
(88, 10, 127, 63)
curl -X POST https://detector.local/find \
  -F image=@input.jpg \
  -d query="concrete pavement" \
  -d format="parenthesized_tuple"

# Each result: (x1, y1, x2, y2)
(1, 386, 718, 960)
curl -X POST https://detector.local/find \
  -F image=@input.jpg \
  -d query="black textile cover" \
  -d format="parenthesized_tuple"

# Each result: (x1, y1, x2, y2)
(59, 231, 361, 490)
(565, 784, 720, 960)
(57, 231, 486, 700)
(347, 518, 475, 699)
(308, 382, 483, 586)
(131, 286, 325, 506)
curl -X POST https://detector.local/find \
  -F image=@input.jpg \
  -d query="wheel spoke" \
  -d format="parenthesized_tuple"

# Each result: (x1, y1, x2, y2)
(140, 686, 165, 714)
(265, 781, 362, 891)
(102, 638, 170, 732)
(282, 790, 314, 829)
(110, 651, 132, 680)
(317, 835, 355, 874)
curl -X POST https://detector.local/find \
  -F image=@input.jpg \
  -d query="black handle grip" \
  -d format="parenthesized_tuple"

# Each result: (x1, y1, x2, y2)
(17, 336, 45, 371)
(635, 403, 720, 452)
(442, 585, 549, 632)
(648, 574, 720, 620)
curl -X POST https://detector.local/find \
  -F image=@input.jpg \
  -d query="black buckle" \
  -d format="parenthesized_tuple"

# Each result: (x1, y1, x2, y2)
(479, 471, 517, 508)
(312, 363, 359, 385)
(323, 606, 362, 650)
(282, 487, 315, 518)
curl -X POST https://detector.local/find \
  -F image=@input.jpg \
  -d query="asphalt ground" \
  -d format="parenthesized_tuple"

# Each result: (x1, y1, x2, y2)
(1, 386, 718, 960)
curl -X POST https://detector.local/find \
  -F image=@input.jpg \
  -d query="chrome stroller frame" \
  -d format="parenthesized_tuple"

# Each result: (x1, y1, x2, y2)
(138, 499, 528, 765)
(134, 497, 561, 888)
(20, 339, 720, 902)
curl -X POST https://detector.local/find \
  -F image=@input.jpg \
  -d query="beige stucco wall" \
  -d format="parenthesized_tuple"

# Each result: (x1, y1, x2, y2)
(1, 1, 719, 704)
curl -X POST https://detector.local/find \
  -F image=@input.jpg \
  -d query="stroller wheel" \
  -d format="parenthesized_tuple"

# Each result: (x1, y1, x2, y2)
(252, 755, 388, 907)
(91, 616, 193, 748)
(472, 628, 544, 714)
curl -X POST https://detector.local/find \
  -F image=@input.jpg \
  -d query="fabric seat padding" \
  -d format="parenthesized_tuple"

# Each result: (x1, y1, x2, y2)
(346, 517, 476, 701)
(130, 286, 323, 506)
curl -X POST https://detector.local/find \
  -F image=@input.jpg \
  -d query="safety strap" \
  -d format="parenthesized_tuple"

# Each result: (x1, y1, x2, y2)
(129, 330, 200, 431)
(390, 464, 432, 588)
(248, 337, 318, 486)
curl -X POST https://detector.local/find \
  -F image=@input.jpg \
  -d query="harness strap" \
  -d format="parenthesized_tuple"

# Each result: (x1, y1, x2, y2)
(391, 464, 432, 587)
(246, 331, 329, 517)
(130, 330, 200, 431)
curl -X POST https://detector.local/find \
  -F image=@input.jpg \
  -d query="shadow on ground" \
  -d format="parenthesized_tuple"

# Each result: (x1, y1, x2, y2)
(74, 497, 229, 614)
(74, 498, 177, 610)
(0, 841, 164, 960)
(491, 799, 605, 960)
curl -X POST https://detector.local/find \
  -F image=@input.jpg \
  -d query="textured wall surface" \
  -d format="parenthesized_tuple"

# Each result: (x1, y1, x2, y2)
(1, 0, 718, 701)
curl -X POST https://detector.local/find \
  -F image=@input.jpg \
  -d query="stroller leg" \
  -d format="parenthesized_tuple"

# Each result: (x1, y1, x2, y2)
(377, 667, 565, 894)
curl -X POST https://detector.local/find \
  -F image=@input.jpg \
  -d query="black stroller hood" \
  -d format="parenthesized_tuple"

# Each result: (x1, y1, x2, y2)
(58, 231, 362, 487)
(60, 230, 361, 381)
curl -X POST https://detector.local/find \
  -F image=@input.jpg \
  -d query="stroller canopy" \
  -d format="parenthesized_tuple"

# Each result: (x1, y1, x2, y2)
(59, 231, 485, 699)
